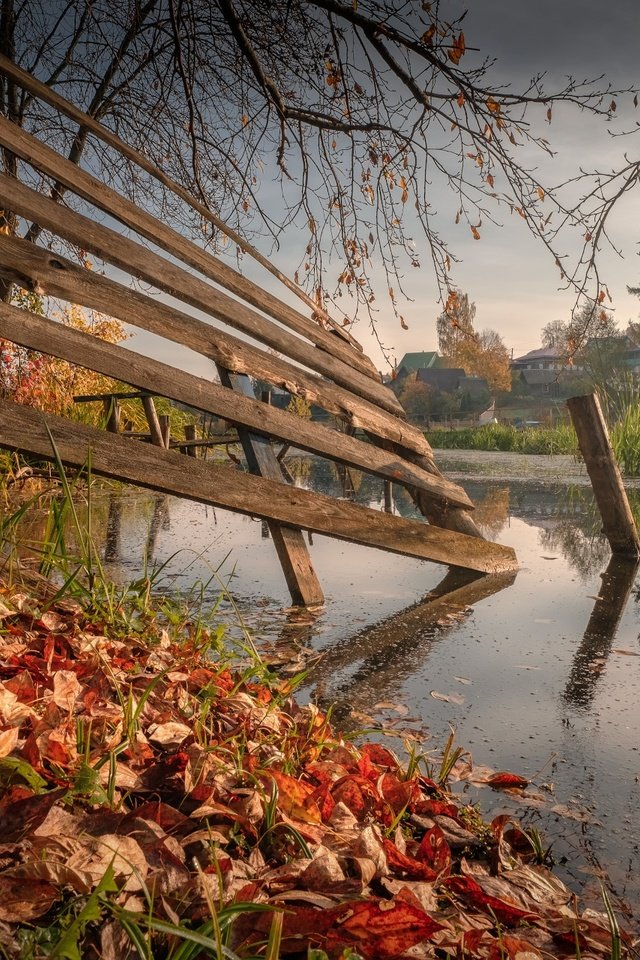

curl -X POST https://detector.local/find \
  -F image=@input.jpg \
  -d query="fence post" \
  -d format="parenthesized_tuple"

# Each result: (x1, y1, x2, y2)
(141, 395, 165, 447)
(567, 393, 640, 558)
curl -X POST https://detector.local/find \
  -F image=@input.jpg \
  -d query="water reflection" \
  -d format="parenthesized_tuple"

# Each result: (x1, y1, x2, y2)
(310, 568, 517, 732)
(563, 556, 639, 709)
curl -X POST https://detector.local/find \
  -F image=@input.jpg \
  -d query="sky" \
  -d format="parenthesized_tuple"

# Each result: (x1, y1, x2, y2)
(126, 0, 640, 377)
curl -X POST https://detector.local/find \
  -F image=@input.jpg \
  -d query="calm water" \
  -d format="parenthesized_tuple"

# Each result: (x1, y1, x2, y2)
(50, 451, 640, 919)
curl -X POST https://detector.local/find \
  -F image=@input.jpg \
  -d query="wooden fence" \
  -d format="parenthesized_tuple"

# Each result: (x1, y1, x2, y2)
(0, 55, 517, 606)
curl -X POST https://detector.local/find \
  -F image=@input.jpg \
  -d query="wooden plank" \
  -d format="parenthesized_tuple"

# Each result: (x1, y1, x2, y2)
(0, 400, 518, 574)
(0, 232, 432, 457)
(218, 369, 324, 606)
(0, 300, 472, 508)
(0, 69, 378, 376)
(0, 170, 401, 415)
(0, 301, 470, 508)
(567, 393, 640, 557)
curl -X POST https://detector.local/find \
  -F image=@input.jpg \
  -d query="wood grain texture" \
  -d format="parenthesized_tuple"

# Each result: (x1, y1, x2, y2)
(0, 300, 472, 508)
(0, 400, 518, 574)
(0, 233, 431, 456)
(0, 169, 400, 413)
(0, 87, 372, 368)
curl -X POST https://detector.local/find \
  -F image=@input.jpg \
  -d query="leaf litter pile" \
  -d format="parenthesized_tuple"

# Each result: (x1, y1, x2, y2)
(0, 582, 635, 959)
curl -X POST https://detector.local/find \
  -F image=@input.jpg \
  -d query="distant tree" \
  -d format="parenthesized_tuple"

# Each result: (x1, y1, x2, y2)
(436, 290, 510, 392)
(397, 375, 434, 421)
(541, 319, 570, 351)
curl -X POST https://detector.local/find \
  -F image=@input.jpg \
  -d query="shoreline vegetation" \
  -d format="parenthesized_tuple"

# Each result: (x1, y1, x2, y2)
(0, 474, 636, 957)
(426, 418, 640, 476)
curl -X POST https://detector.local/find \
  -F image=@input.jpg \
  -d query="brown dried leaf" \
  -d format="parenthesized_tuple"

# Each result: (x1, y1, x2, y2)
(52, 670, 82, 713)
(0, 877, 59, 921)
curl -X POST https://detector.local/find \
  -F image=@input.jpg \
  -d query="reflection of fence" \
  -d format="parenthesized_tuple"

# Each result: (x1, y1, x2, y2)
(0, 55, 517, 606)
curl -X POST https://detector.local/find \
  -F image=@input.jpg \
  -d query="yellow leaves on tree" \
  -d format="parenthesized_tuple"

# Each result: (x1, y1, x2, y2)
(3, 291, 128, 420)
(437, 289, 511, 393)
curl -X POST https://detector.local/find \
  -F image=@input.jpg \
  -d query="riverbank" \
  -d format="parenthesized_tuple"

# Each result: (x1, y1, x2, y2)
(0, 565, 635, 957)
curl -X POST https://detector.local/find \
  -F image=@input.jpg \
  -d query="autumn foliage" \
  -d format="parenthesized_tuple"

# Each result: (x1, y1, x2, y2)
(0, 290, 126, 420)
(0, 578, 632, 957)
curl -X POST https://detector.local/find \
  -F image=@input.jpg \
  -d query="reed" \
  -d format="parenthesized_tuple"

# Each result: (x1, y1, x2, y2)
(426, 422, 578, 455)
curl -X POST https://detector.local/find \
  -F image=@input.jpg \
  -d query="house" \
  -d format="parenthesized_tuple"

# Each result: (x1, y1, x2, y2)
(415, 367, 465, 392)
(511, 346, 566, 371)
(395, 351, 439, 379)
(416, 367, 489, 399)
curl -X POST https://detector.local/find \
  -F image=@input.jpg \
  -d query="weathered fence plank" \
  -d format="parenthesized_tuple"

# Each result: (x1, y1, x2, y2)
(0, 89, 374, 372)
(0, 401, 517, 574)
(0, 300, 473, 508)
(217, 369, 324, 606)
(0, 170, 401, 415)
(0, 233, 433, 457)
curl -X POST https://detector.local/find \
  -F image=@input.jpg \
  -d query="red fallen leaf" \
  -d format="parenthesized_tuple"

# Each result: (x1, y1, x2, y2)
(0, 876, 59, 922)
(412, 797, 461, 821)
(311, 783, 335, 821)
(445, 875, 538, 926)
(268, 770, 322, 824)
(332, 774, 381, 820)
(276, 904, 334, 952)
(305, 759, 351, 789)
(487, 772, 529, 790)
(416, 824, 451, 873)
(418, 775, 440, 792)
(214, 668, 235, 692)
(185, 667, 217, 691)
(487, 934, 543, 958)
(246, 680, 272, 704)
(552, 927, 590, 951)
(382, 838, 437, 881)
(326, 898, 443, 958)
(360, 743, 398, 770)
(123, 801, 193, 835)
(4, 669, 37, 703)
(357, 752, 379, 781)
(379, 772, 416, 813)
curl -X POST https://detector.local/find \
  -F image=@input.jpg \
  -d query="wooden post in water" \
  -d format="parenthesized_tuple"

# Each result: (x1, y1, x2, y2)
(102, 396, 120, 433)
(217, 369, 324, 606)
(567, 393, 640, 558)
(159, 414, 171, 450)
(183, 423, 197, 457)
(141, 395, 165, 447)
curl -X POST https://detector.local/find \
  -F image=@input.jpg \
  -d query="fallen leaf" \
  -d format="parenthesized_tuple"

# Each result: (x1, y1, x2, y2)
(52, 669, 82, 712)
(430, 691, 465, 705)
(0, 876, 59, 921)
(487, 772, 529, 791)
